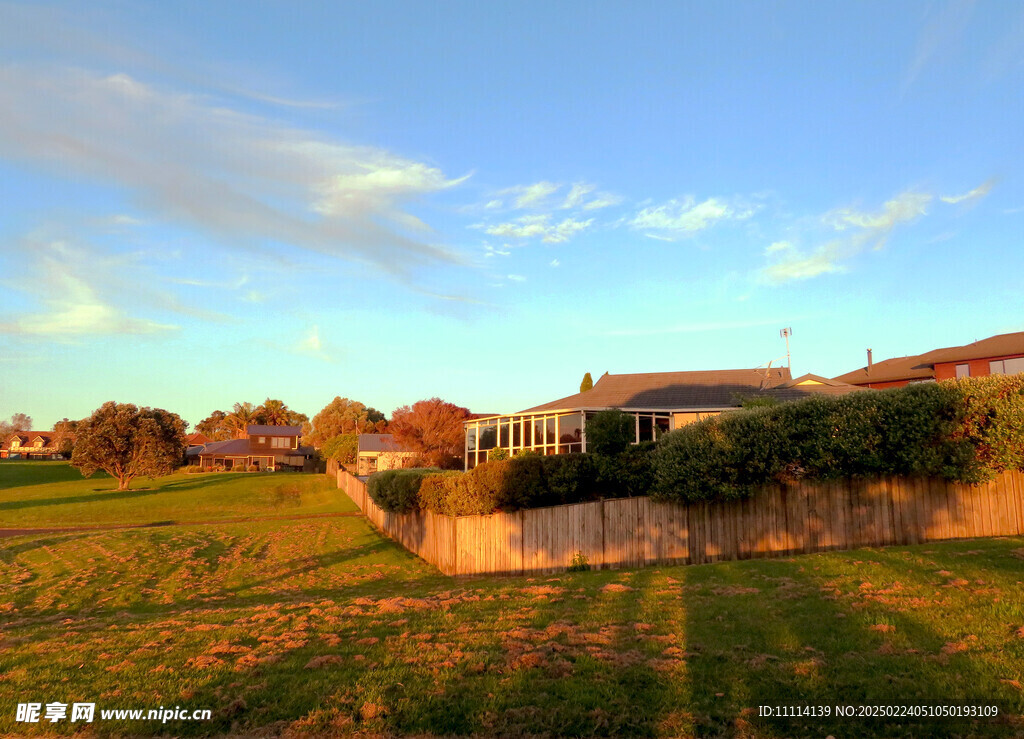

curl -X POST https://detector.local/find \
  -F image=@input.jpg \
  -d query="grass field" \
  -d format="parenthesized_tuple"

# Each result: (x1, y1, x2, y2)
(0, 461, 357, 527)
(2, 464, 1024, 737)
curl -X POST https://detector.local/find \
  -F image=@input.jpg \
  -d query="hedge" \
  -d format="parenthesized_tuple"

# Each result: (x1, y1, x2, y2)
(414, 446, 657, 516)
(653, 375, 1024, 504)
(366, 468, 439, 513)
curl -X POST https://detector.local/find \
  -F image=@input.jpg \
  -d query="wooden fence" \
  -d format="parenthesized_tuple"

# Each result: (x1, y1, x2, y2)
(334, 469, 1024, 576)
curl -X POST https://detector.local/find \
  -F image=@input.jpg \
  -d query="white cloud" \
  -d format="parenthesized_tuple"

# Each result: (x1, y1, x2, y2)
(562, 182, 594, 209)
(940, 180, 995, 204)
(0, 66, 468, 275)
(507, 274, 526, 282)
(0, 240, 179, 337)
(503, 181, 560, 209)
(480, 215, 593, 243)
(298, 325, 322, 352)
(631, 197, 752, 239)
(759, 241, 847, 284)
(759, 188, 941, 284)
(484, 199, 503, 210)
(550, 259, 560, 267)
(582, 193, 623, 210)
(823, 191, 931, 233)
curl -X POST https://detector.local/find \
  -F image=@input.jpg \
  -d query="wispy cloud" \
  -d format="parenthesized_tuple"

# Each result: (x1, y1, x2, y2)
(759, 189, 940, 284)
(940, 179, 995, 204)
(759, 241, 848, 284)
(0, 240, 180, 338)
(0, 65, 468, 276)
(479, 214, 593, 243)
(502, 181, 560, 209)
(901, 0, 976, 95)
(631, 196, 755, 240)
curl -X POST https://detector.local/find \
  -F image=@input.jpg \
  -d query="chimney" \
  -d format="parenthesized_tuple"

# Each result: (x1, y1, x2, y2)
(867, 348, 873, 367)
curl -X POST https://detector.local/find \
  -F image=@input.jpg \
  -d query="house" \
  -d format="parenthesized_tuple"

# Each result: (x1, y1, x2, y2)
(834, 331, 1024, 388)
(194, 425, 316, 471)
(186, 432, 212, 446)
(0, 432, 70, 460)
(462, 368, 862, 469)
(356, 434, 416, 476)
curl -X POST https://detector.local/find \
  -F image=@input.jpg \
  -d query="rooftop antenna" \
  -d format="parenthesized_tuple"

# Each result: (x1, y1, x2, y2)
(780, 327, 793, 370)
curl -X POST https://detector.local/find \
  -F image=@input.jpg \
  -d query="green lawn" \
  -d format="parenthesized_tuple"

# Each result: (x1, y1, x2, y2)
(0, 461, 357, 527)
(2, 465, 1024, 737)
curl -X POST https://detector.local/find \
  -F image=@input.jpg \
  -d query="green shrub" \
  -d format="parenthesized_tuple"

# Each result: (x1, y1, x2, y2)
(418, 471, 471, 516)
(652, 378, 1020, 504)
(322, 433, 358, 464)
(367, 468, 439, 513)
(567, 551, 589, 572)
(596, 442, 657, 498)
(488, 447, 510, 462)
(585, 409, 636, 456)
(542, 453, 599, 505)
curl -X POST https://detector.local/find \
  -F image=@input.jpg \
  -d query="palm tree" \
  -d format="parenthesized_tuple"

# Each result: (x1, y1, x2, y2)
(227, 402, 259, 438)
(257, 398, 291, 426)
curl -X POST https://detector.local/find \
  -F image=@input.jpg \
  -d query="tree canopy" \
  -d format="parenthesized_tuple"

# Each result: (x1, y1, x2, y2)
(580, 372, 594, 392)
(389, 397, 470, 469)
(308, 397, 387, 448)
(71, 402, 187, 491)
(198, 400, 309, 440)
(0, 413, 33, 438)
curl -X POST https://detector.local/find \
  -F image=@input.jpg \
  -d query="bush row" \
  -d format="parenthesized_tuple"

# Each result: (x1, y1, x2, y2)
(367, 447, 656, 516)
(652, 375, 1024, 504)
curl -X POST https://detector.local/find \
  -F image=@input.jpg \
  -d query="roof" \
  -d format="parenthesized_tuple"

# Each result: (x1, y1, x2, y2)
(357, 434, 412, 453)
(833, 354, 938, 385)
(198, 439, 251, 455)
(4, 431, 56, 447)
(834, 331, 1024, 385)
(246, 424, 302, 437)
(519, 368, 794, 414)
(186, 432, 211, 445)
(766, 373, 866, 401)
(920, 331, 1024, 365)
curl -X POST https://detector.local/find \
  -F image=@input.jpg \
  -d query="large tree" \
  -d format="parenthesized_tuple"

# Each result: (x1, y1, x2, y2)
(51, 418, 79, 458)
(308, 397, 387, 448)
(580, 372, 594, 392)
(388, 397, 470, 469)
(71, 402, 187, 491)
(0, 413, 33, 438)
(256, 398, 292, 426)
(195, 410, 233, 441)
(225, 402, 259, 438)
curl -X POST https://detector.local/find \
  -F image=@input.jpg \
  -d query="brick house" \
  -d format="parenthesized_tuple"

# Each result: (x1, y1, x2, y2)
(0, 432, 71, 460)
(834, 332, 1024, 388)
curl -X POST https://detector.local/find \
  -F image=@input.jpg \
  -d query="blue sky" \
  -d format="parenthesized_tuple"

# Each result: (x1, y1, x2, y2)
(1, 1, 1022, 429)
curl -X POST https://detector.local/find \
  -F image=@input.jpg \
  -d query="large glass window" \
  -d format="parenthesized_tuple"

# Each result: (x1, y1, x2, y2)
(466, 427, 477, 453)
(499, 422, 509, 447)
(558, 413, 582, 444)
(513, 419, 522, 447)
(534, 419, 545, 448)
(480, 423, 497, 450)
(545, 417, 556, 445)
(638, 415, 653, 442)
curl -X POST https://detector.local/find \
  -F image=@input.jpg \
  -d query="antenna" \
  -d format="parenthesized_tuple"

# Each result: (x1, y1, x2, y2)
(780, 327, 792, 369)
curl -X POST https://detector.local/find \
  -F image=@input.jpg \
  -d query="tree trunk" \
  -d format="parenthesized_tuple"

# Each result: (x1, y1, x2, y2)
(118, 476, 132, 491)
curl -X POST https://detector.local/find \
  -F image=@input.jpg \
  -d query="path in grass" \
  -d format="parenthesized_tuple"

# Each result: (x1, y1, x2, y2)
(2, 509, 1023, 737)
(0, 461, 358, 527)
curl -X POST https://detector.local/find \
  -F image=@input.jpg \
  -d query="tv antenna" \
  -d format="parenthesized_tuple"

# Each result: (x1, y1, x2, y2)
(780, 327, 792, 369)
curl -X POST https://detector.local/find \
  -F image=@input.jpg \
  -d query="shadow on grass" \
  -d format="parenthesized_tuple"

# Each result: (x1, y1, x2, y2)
(680, 549, 1022, 738)
(0, 486, 169, 511)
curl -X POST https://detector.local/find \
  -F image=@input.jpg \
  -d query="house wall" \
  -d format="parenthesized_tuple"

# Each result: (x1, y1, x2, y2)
(248, 435, 299, 453)
(934, 354, 1024, 380)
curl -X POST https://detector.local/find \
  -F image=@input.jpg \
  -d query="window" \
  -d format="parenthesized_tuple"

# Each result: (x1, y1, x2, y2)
(10, 439, 19, 449)
(956, 364, 970, 378)
(258, 436, 266, 444)
(271, 437, 291, 448)
(990, 357, 1024, 375)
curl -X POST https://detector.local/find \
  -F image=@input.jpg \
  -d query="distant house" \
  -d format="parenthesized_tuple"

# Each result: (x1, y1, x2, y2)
(194, 425, 315, 471)
(462, 368, 862, 469)
(834, 332, 1024, 388)
(0, 432, 70, 460)
(356, 434, 416, 476)
(186, 432, 212, 446)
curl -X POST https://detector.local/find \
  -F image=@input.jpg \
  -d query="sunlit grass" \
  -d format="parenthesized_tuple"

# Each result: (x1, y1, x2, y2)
(2, 510, 1023, 737)
(0, 461, 356, 527)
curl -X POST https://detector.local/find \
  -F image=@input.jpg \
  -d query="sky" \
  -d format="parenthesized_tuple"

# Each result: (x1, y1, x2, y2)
(1, 0, 1023, 430)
